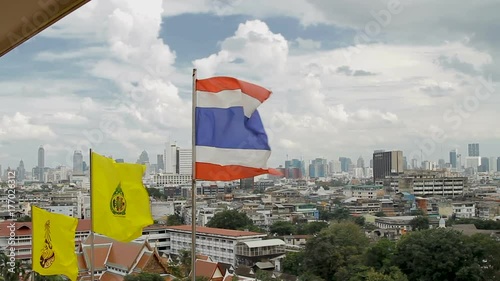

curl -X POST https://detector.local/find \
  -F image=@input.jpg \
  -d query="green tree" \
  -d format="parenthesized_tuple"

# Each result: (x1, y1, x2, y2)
(349, 267, 408, 281)
(304, 221, 329, 235)
(353, 216, 365, 227)
(167, 214, 183, 226)
(466, 233, 500, 280)
(303, 222, 369, 280)
(206, 209, 254, 230)
(329, 208, 351, 222)
(283, 251, 305, 276)
(409, 216, 429, 231)
(270, 221, 295, 236)
(0, 252, 26, 281)
(374, 211, 386, 217)
(393, 228, 494, 281)
(146, 188, 163, 199)
(364, 239, 396, 271)
(255, 270, 273, 281)
(124, 272, 164, 281)
(16, 216, 31, 222)
(178, 249, 192, 277)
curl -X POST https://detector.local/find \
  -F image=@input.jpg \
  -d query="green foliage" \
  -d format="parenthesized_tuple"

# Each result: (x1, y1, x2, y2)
(124, 272, 164, 281)
(349, 267, 408, 281)
(167, 214, 184, 226)
(16, 216, 31, 222)
(271, 221, 329, 236)
(303, 222, 369, 280)
(205, 209, 254, 230)
(374, 211, 386, 217)
(409, 216, 429, 231)
(452, 218, 500, 230)
(354, 216, 365, 227)
(393, 228, 500, 281)
(0, 252, 26, 281)
(255, 270, 273, 281)
(270, 221, 295, 236)
(364, 239, 397, 271)
(283, 251, 305, 276)
(146, 188, 163, 199)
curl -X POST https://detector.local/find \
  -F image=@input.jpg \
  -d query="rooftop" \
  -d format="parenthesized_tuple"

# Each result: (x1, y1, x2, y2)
(167, 225, 266, 238)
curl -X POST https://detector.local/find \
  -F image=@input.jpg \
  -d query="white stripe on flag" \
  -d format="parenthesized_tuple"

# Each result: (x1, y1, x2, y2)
(196, 146, 270, 168)
(197, 90, 261, 118)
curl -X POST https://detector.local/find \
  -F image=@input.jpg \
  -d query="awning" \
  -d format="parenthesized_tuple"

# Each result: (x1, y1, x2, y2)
(0, 0, 90, 57)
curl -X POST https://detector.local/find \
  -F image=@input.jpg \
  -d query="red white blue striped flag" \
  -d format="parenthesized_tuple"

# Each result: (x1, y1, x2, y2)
(195, 76, 280, 181)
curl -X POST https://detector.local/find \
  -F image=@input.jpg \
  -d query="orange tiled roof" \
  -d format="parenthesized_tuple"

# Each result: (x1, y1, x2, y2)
(193, 259, 219, 279)
(81, 235, 144, 271)
(0, 220, 91, 237)
(83, 244, 111, 270)
(99, 272, 123, 281)
(168, 225, 264, 237)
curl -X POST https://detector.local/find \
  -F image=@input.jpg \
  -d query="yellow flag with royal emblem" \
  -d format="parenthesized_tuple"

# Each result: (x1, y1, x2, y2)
(32, 206, 78, 281)
(90, 152, 153, 242)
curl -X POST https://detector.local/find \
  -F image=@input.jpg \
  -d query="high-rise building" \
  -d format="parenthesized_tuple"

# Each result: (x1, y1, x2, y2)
(489, 157, 497, 172)
(309, 158, 327, 178)
(157, 154, 164, 171)
(450, 149, 457, 168)
(16, 160, 25, 181)
(37, 146, 45, 182)
(115, 159, 124, 163)
(468, 143, 479, 157)
(178, 149, 192, 175)
(357, 156, 365, 168)
(73, 150, 83, 174)
(497, 157, 500, 172)
(164, 141, 178, 174)
(339, 157, 352, 172)
(372, 150, 403, 182)
(479, 157, 489, 172)
(137, 150, 149, 164)
(285, 159, 304, 179)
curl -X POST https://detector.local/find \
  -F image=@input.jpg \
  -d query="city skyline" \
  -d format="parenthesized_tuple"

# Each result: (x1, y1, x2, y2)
(3, 142, 500, 173)
(1, 1, 499, 176)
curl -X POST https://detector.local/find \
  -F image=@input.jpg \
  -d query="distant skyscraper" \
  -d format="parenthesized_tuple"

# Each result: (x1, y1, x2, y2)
(450, 149, 457, 168)
(115, 159, 124, 163)
(468, 143, 479, 157)
(309, 158, 327, 178)
(16, 160, 25, 181)
(373, 150, 403, 182)
(403, 157, 408, 170)
(339, 157, 352, 172)
(137, 150, 149, 164)
(479, 157, 489, 172)
(37, 146, 45, 182)
(357, 156, 365, 168)
(497, 157, 500, 172)
(157, 154, 164, 171)
(73, 150, 83, 174)
(164, 141, 178, 174)
(178, 149, 192, 175)
(438, 159, 446, 169)
(489, 157, 497, 172)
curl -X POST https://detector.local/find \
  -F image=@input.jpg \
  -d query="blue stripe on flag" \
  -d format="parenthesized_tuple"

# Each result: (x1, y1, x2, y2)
(195, 107, 271, 150)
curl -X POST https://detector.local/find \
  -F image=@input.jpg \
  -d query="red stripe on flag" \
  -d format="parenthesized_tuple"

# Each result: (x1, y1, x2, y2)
(196, 77, 271, 103)
(195, 162, 279, 181)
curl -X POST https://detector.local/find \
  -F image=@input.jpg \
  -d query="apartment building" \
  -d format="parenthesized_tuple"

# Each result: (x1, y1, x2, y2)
(0, 220, 171, 262)
(167, 225, 285, 265)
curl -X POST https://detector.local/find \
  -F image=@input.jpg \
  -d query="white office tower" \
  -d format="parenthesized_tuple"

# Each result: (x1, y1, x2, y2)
(164, 141, 178, 174)
(465, 157, 481, 172)
(178, 149, 192, 175)
(329, 160, 342, 174)
(489, 157, 497, 173)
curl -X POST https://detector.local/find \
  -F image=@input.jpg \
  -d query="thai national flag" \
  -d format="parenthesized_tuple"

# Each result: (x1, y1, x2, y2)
(195, 76, 280, 181)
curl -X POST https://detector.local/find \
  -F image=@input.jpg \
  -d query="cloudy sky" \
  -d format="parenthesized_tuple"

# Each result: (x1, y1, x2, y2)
(1, 0, 499, 171)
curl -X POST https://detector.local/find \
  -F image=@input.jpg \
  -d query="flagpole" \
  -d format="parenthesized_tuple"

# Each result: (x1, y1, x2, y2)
(191, 68, 197, 281)
(89, 148, 95, 281)
(31, 204, 34, 281)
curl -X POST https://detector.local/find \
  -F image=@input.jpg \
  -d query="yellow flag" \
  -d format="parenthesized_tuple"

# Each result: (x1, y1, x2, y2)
(91, 152, 153, 242)
(32, 206, 78, 281)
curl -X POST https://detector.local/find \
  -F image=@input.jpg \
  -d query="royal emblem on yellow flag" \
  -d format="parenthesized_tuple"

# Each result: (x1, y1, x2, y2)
(110, 184, 126, 216)
(91, 152, 153, 242)
(32, 206, 78, 281)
